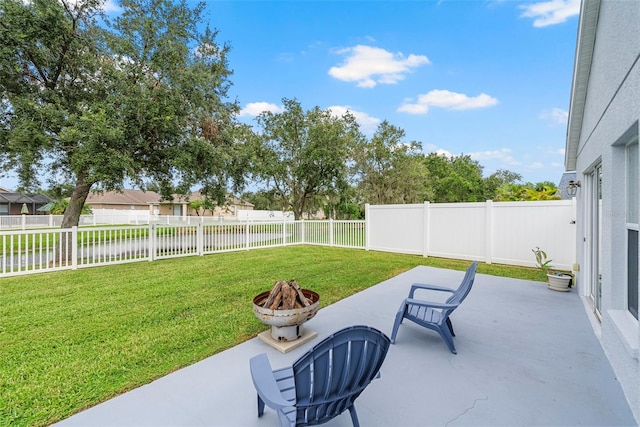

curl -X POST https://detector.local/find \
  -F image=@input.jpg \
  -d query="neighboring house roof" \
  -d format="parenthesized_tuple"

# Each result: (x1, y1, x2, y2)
(565, 0, 601, 171)
(172, 191, 254, 208)
(85, 189, 162, 206)
(558, 171, 578, 199)
(171, 191, 204, 203)
(225, 194, 254, 208)
(0, 192, 50, 204)
(0, 186, 11, 193)
(85, 189, 254, 208)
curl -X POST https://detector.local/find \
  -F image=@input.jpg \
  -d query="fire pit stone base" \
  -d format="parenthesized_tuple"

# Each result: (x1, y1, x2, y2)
(257, 328, 318, 354)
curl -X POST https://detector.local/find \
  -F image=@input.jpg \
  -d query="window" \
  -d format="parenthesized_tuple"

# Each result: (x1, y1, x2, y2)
(628, 141, 639, 224)
(629, 229, 639, 319)
(627, 141, 639, 319)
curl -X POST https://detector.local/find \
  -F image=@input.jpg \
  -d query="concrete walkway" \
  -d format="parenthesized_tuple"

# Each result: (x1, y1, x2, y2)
(55, 266, 637, 426)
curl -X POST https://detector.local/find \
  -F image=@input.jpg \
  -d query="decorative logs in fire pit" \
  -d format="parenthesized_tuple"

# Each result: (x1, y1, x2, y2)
(253, 280, 320, 342)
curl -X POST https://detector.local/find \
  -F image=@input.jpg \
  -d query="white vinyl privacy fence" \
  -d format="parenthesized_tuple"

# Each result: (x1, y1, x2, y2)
(366, 200, 576, 271)
(0, 200, 576, 278)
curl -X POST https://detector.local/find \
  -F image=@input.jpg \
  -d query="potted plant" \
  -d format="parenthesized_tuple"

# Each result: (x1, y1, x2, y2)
(532, 247, 572, 292)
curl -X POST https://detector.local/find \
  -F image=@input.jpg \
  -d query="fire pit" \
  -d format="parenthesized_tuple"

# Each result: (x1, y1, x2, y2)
(253, 289, 320, 341)
(253, 280, 320, 352)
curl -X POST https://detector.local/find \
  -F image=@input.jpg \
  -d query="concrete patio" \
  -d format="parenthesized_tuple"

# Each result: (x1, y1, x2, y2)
(55, 266, 637, 426)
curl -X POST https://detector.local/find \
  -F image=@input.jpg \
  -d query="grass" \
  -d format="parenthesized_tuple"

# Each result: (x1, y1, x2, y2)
(0, 246, 546, 427)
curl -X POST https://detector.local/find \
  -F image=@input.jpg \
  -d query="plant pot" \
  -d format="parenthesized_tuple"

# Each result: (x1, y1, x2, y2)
(547, 273, 572, 292)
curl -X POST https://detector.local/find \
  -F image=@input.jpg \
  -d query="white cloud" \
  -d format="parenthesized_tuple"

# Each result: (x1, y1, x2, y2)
(328, 45, 430, 88)
(434, 148, 453, 158)
(239, 102, 284, 117)
(56, 0, 121, 13)
(529, 161, 545, 169)
(396, 103, 428, 115)
(520, 0, 580, 27)
(239, 103, 381, 135)
(539, 108, 568, 125)
(328, 106, 381, 135)
(277, 52, 296, 62)
(469, 149, 520, 165)
(101, 0, 121, 12)
(548, 147, 565, 155)
(422, 144, 454, 158)
(398, 89, 498, 114)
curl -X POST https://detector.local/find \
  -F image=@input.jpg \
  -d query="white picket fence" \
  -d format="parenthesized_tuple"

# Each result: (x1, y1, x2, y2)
(0, 200, 577, 278)
(0, 220, 365, 277)
(0, 211, 304, 230)
(0, 212, 240, 229)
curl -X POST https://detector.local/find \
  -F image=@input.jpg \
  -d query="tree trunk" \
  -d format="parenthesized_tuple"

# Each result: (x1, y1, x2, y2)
(61, 174, 93, 229)
(59, 174, 93, 263)
(293, 193, 305, 220)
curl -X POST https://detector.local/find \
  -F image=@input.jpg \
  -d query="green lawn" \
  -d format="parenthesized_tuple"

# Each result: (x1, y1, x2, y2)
(0, 246, 546, 427)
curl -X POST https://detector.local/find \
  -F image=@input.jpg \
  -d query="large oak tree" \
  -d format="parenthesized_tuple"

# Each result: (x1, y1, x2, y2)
(253, 98, 363, 220)
(0, 0, 246, 227)
(423, 153, 487, 202)
(353, 120, 432, 205)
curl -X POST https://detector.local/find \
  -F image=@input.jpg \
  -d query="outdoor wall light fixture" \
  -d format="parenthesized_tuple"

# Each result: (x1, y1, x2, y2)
(567, 180, 581, 197)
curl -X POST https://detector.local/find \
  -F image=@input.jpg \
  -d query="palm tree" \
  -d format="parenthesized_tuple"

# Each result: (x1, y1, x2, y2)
(40, 199, 92, 215)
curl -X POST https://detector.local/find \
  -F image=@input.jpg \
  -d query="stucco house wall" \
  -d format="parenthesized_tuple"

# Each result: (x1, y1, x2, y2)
(170, 191, 253, 217)
(567, 0, 640, 421)
(85, 190, 161, 217)
(85, 189, 253, 218)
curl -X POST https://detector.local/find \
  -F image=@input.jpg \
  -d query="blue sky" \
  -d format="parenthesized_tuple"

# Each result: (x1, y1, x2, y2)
(213, 0, 580, 186)
(0, 0, 580, 191)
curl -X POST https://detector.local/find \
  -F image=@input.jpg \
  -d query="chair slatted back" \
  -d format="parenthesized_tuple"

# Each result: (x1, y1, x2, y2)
(445, 261, 478, 308)
(292, 325, 390, 426)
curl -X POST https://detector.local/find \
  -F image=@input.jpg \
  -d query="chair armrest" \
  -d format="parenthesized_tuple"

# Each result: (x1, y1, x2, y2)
(405, 297, 457, 310)
(409, 283, 455, 299)
(249, 354, 294, 410)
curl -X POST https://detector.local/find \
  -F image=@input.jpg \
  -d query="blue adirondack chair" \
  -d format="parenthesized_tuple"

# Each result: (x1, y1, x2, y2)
(390, 261, 478, 354)
(249, 325, 391, 427)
